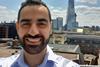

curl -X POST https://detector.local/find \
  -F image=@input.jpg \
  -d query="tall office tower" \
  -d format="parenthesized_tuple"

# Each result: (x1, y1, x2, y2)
(65, 0, 78, 31)
(52, 19, 58, 30)
(52, 17, 63, 31)
(57, 17, 63, 30)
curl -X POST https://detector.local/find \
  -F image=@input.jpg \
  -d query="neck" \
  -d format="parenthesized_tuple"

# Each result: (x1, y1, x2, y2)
(24, 48, 47, 67)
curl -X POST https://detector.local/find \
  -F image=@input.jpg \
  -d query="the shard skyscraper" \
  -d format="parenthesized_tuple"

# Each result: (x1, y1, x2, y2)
(65, 0, 78, 31)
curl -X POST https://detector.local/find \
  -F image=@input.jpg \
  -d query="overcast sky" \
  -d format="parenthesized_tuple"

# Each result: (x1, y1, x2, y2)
(0, 0, 100, 26)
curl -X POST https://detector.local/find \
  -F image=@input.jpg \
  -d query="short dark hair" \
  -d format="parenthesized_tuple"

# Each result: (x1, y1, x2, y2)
(17, 0, 51, 21)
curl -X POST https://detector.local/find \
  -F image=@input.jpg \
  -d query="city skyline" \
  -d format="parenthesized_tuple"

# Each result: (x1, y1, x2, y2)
(0, 0, 100, 26)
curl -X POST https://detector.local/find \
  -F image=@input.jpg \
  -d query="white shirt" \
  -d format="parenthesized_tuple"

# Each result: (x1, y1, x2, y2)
(0, 46, 80, 67)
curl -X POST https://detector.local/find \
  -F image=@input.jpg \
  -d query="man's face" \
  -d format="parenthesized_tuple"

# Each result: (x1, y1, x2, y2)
(16, 5, 51, 54)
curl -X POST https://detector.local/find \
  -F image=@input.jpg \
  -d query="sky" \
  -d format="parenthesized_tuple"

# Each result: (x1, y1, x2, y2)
(0, 0, 100, 26)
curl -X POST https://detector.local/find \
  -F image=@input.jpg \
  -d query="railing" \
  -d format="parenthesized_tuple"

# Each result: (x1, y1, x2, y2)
(80, 65, 100, 67)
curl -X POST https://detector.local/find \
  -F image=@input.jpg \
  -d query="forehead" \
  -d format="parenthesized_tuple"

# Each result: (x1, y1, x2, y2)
(20, 5, 49, 18)
(22, 5, 48, 12)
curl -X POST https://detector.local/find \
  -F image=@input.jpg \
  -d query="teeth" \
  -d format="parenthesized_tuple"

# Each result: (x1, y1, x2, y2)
(27, 38, 40, 42)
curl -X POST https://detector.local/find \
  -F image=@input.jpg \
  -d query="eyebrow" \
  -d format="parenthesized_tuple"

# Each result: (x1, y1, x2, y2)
(20, 18, 48, 23)
(38, 18, 48, 22)
(20, 19, 31, 23)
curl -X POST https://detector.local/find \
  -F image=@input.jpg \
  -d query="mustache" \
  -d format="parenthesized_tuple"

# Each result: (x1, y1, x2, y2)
(24, 34, 42, 39)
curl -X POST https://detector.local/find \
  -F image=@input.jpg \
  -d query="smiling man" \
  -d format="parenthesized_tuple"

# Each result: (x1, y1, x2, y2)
(0, 0, 80, 67)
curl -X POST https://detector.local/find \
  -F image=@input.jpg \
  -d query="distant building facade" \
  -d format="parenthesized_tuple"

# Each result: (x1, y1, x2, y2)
(0, 21, 18, 38)
(52, 17, 63, 31)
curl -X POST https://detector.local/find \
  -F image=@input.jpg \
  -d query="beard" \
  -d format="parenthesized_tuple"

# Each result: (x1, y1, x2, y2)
(19, 34, 50, 55)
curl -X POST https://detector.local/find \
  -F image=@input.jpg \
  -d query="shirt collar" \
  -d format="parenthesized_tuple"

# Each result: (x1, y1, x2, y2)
(46, 45, 59, 63)
(38, 45, 58, 67)
(16, 45, 58, 67)
(17, 50, 28, 67)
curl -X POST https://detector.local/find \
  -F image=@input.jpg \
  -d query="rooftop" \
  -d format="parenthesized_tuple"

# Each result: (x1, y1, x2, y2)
(49, 44, 81, 53)
(67, 34, 100, 41)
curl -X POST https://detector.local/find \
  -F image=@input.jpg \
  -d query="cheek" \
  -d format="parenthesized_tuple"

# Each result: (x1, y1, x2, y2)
(40, 29, 51, 39)
(17, 29, 27, 39)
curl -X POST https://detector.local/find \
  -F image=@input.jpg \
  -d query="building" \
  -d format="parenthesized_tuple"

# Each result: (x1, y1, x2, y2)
(56, 17, 63, 30)
(0, 22, 18, 38)
(49, 44, 84, 64)
(52, 19, 58, 30)
(52, 17, 63, 31)
(65, 0, 78, 31)
(0, 25, 8, 38)
(66, 34, 100, 55)
(49, 31, 67, 44)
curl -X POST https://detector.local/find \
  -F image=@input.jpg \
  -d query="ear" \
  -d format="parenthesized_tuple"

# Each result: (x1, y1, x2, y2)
(50, 21, 52, 35)
(16, 21, 19, 32)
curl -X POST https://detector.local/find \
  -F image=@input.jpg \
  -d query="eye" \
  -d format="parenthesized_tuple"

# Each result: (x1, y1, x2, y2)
(20, 19, 31, 28)
(37, 21, 48, 28)
(22, 22, 31, 28)
(37, 19, 48, 28)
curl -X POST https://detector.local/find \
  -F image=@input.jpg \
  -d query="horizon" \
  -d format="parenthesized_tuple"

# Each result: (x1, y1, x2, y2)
(0, 0, 100, 26)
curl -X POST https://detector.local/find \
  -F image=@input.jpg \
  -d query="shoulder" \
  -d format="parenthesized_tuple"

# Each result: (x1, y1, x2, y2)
(0, 54, 19, 66)
(63, 59, 80, 67)
(47, 46, 80, 67)
(54, 55, 80, 67)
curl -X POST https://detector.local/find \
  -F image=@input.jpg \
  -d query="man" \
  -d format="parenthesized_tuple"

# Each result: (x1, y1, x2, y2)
(0, 0, 80, 67)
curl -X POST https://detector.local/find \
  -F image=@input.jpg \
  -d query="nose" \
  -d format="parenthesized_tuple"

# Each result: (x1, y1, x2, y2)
(28, 23, 39, 36)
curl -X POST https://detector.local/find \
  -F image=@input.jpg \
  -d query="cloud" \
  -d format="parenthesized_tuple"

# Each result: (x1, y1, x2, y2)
(49, 5, 100, 26)
(79, 0, 97, 5)
(76, 5, 100, 15)
(0, 5, 17, 22)
(49, 6, 67, 25)
(51, 9, 66, 18)
(75, 5, 100, 26)
(49, 3, 100, 26)
(0, 4, 67, 23)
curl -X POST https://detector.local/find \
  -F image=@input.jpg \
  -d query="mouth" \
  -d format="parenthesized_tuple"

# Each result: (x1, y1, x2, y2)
(25, 38, 41, 45)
